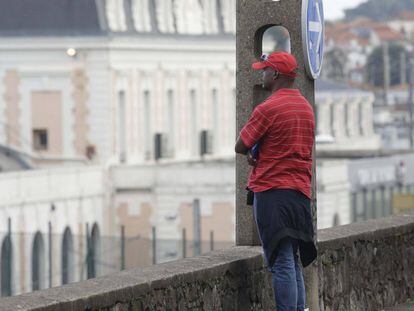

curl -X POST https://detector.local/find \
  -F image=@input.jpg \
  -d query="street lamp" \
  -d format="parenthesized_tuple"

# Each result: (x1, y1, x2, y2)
(66, 48, 77, 58)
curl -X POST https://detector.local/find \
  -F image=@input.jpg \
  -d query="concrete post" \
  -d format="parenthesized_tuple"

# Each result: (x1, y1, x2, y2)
(236, 0, 318, 309)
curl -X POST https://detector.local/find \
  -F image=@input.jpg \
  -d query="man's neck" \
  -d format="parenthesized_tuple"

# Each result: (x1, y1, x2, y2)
(271, 83, 295, 93)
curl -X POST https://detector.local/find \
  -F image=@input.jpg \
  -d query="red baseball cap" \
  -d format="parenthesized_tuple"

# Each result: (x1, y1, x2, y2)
(252, 51, 298, 78)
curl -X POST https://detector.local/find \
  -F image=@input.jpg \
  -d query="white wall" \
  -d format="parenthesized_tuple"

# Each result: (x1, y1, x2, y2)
(316, 160, 351, 229)
(107, 36, 236, 165)
(316, 91, 381, 151)
(0, 166, 109, 295)
(111, 159, 235, 240)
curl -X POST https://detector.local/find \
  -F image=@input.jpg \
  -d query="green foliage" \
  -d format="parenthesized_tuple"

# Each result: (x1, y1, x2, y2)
(345, 0, 414, 21)
(366, 43, 408, 86)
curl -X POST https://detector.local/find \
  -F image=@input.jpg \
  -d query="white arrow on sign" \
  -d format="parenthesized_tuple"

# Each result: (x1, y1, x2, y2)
(308, 2, 323, 67)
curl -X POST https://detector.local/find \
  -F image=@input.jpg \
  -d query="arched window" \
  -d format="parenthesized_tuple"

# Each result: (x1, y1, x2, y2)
(88, 223, 101, 278)
(332, 213, 340, 227)
(1, 235, 12, 296)
(32, 232, 46, 291)
(61, 227, 74, 285)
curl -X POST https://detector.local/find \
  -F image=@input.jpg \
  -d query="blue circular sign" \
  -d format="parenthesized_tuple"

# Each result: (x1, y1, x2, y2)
(302, 0, 324, 80)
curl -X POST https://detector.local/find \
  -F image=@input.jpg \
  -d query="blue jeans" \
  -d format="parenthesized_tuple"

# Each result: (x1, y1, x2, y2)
(270, 238, 306, 311)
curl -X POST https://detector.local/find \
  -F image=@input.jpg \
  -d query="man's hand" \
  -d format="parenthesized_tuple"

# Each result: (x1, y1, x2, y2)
(247, 150, 257, 167)
(235, 136, 249, 155)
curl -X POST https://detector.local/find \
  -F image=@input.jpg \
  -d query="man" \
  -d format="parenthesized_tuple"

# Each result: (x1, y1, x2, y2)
(235, 51, 317, 311)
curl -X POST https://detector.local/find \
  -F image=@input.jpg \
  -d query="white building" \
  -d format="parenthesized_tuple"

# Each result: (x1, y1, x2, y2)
(0, 0, 236, 167)
(1, 0, 411, 297)
(0, 167, 110, 295)
(387, 12, 414, 41)
(315, 79, 381, 151)
(0, 0, 237, 297)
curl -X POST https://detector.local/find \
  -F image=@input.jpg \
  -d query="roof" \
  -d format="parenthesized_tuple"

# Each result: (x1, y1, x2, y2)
(0, 0, 234, 37)
(392, 11, 414, 21)
(0, 144, 32, 172)
(0, 0, 104, 36)
(326, 18, 403, 47)
(372, 24, 403, 41)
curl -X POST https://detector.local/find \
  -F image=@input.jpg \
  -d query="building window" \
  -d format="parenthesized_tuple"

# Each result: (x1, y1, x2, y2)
(144, 90, 151, 160)
(32, 232, 46, 291)
(1, 235, 12, 296)
(332, 213, 340, 227)
(32, 129, 48, 151)
(88, 223, 101, 279)
(212, 89, 219, 153)
(166, 90, 175, 156)
(61, 227, 74, 285)
(190, 89, 199, 156)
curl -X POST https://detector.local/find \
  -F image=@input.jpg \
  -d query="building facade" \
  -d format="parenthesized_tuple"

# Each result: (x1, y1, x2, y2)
(1, 0, 413, 298)
(0, 0, 236, 167)
(0, 167, 109, 295)
(315, 79, 381, 150)
(0, 0, 237, 296)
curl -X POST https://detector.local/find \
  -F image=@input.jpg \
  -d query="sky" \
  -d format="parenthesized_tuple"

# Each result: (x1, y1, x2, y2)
(324, 0, 367, 21)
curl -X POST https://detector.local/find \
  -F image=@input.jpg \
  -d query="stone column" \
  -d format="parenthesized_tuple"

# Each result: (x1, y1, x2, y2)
(236, 0, 318, 309)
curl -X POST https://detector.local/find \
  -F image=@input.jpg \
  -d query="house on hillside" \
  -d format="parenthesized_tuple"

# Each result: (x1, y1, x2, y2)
(387, 11, 414, 41)
(324, 18, 405, 84)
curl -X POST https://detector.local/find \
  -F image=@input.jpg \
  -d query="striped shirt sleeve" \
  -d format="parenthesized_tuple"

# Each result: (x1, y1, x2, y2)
(240, 105, 272, 148)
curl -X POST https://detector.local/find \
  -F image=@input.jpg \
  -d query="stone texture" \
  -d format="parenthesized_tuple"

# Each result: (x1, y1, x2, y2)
(318, 213, 414, 311)
(0, 214, 413, 311)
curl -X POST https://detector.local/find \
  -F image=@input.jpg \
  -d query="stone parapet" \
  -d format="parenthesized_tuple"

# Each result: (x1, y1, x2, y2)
(1, 213, 413, 310)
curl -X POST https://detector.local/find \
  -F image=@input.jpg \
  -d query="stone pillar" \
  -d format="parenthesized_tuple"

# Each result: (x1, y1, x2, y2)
(236, 0, 318, 309)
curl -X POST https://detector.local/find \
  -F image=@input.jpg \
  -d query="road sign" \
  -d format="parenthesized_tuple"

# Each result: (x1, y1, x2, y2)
(302, 0, 324, 80)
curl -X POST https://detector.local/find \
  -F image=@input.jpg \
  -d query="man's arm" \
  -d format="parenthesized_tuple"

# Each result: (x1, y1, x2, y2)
(235, 104, 270, 156)
(235, 136, 249, 155)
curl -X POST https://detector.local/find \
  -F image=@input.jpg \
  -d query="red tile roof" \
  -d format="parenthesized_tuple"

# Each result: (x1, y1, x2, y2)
(326, 18, 403, 46)
(393, 11, 414, 21)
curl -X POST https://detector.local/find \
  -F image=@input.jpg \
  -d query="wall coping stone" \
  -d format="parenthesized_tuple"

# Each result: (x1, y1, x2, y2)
(318, 212, 414, 252)
(0, 247, 264, 311)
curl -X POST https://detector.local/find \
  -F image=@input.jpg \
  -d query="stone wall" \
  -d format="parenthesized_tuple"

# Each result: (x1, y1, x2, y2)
(0, 247, 274, 311)
(1, 213, 413, 311)
(318, 213, 414, 310)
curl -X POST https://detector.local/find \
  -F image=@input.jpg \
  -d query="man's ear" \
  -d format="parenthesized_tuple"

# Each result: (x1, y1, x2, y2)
(273, 71, 279, 80)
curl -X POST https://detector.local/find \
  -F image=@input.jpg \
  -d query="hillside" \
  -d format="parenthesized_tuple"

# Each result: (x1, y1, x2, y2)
(345, 0, 414, 21)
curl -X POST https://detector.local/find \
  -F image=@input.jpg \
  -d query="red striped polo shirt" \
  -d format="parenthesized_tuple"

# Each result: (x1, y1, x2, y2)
(240, 88, 315, 199)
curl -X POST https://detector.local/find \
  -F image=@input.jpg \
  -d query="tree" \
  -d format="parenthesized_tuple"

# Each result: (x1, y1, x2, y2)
(322, 48, 348, 82)
(366, 43, 408, 87)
